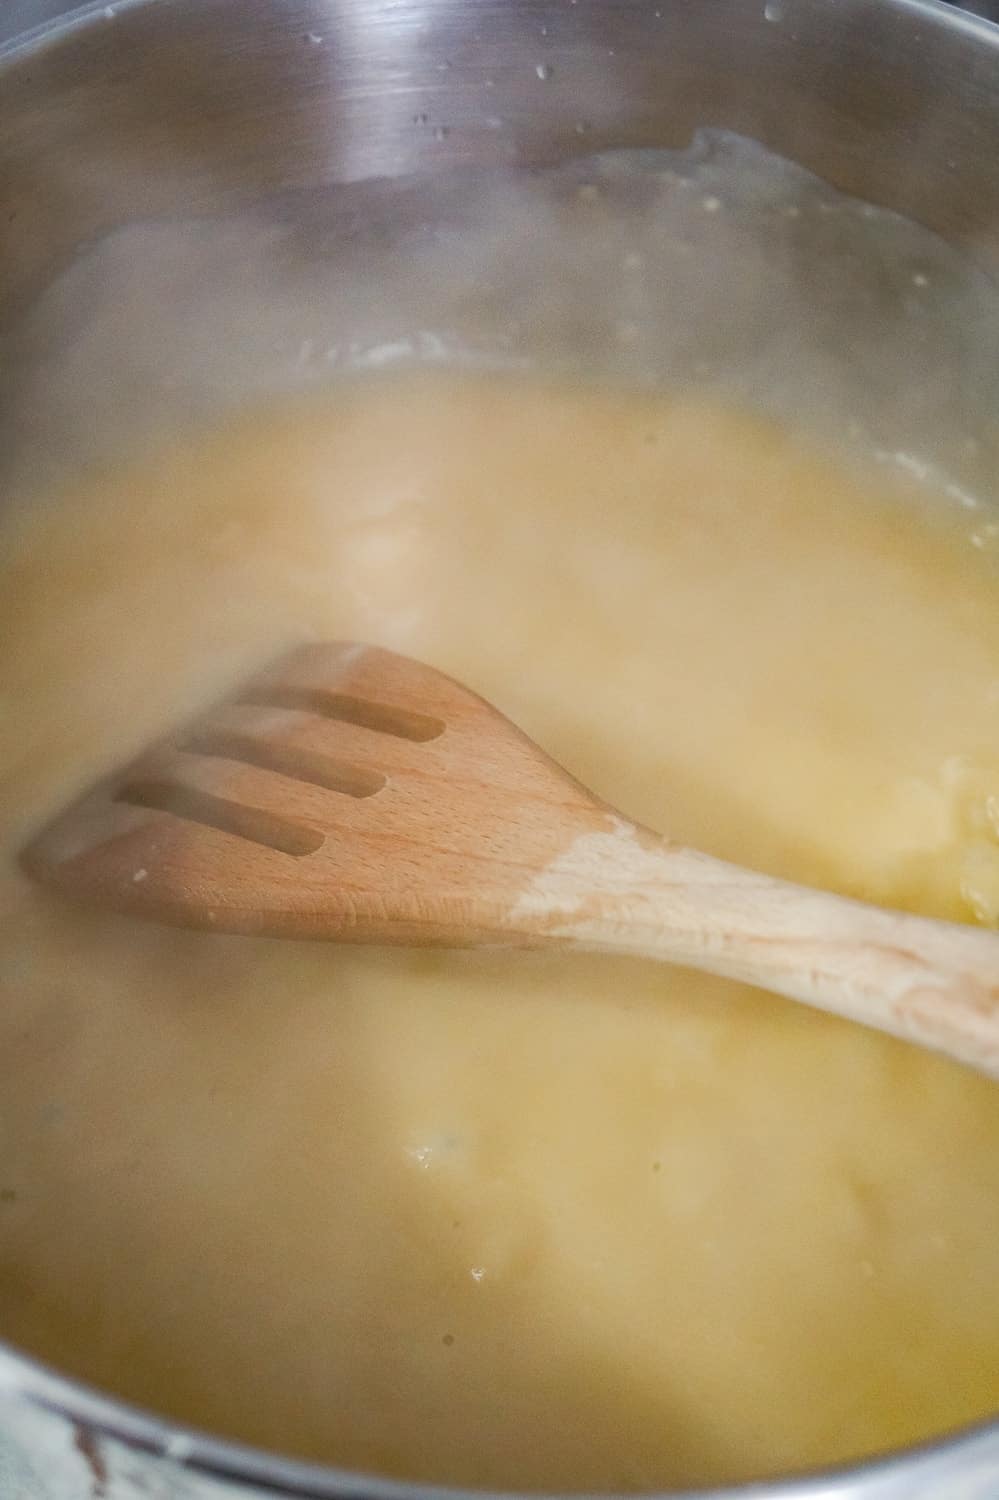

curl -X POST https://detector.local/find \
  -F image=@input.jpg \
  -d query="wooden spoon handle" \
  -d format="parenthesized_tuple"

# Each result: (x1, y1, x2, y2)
(521, 821, 999, 1076)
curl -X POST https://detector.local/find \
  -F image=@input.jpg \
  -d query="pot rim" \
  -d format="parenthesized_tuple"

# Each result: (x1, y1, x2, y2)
(3, 1332, 999, 1499)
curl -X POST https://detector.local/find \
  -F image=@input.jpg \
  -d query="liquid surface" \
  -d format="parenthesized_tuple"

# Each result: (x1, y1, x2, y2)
(1, 375, 999, 1489)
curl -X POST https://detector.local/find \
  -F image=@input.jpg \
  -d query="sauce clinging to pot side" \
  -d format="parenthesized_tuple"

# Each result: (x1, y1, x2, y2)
(0, 374, 998, 1489)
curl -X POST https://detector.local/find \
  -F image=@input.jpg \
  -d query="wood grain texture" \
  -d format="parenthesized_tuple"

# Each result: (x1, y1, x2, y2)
(22, 642, 999, 1076)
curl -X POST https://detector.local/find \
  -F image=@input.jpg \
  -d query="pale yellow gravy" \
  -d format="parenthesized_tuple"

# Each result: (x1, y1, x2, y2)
(1, 375, 999, 1490)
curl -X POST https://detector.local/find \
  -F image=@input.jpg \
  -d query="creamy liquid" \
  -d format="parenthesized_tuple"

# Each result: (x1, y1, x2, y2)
(1, 374, 999, 1490)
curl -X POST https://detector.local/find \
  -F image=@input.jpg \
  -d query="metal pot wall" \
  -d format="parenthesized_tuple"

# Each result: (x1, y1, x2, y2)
(2, 1, 999, 1497)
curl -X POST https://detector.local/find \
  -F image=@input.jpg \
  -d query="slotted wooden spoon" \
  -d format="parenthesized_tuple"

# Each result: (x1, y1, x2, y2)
(22, 642, 999, 1076)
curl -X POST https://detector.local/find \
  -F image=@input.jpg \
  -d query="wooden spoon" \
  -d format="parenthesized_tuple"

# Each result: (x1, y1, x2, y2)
(22, 642, 999, 1076)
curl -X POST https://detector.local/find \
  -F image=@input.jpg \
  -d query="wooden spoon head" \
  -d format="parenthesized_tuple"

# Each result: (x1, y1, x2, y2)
(22, 643, 611, 943)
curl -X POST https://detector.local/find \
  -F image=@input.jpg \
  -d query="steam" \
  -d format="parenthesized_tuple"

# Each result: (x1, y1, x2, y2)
(3, 130, 999, 515)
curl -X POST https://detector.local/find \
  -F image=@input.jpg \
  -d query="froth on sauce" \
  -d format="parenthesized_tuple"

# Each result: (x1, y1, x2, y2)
(1, 374, 998, 1490)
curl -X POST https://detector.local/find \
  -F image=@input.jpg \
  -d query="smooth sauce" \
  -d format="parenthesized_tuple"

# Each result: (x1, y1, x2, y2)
(1, 375, 998, 1490)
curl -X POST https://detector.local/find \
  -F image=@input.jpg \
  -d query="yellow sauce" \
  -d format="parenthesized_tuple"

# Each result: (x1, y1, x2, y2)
(1, 374, 998, 1489)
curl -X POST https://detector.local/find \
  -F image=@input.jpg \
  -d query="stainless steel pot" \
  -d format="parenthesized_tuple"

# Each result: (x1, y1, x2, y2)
(2, 1, 999, 1496)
